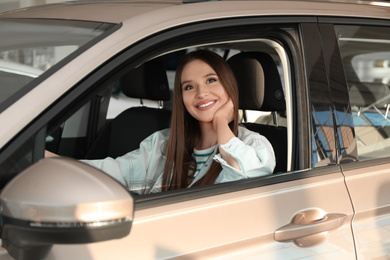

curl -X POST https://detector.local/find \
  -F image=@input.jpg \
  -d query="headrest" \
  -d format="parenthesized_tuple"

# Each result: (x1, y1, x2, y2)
(227, 52, 285, 111)
(119, 57, 170, 101)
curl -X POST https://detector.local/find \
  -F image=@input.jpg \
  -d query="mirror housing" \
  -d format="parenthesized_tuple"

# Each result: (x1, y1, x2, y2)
(0, 158, 134, 260)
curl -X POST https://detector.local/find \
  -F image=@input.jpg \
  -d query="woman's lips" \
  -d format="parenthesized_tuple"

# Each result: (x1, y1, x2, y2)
(195, 100, 217, 111)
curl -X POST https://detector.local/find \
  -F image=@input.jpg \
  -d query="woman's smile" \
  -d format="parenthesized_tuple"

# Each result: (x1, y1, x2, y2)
(195, 99, 217, 110)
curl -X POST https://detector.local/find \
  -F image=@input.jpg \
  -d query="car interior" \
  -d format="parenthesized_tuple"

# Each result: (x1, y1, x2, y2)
(227, 51, 287, 173)
(84, 57, 172, 160)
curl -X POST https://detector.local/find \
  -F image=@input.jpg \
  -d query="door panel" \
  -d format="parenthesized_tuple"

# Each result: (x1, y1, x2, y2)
(342, 161, 390, 259)
(48, 167, 355, 259)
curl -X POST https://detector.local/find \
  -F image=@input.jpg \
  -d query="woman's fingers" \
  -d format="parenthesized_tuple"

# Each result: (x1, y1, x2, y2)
(216, 99, 234, 121)
(213, 99, 234, 131)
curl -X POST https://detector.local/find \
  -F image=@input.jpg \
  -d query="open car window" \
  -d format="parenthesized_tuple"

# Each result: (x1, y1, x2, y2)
(43, 39, 293, 195)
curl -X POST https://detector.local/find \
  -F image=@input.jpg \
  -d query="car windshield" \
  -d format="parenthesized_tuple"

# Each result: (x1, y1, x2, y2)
(0, 18, 114, 111)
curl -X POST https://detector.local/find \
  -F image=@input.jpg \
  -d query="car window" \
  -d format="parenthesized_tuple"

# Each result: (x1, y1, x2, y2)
(336, 25, 390, 160)
(44, 39, 292, 193)
(0, 19, 114, 112)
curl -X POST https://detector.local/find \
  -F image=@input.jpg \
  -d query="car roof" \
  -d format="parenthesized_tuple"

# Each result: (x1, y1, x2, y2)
(0, 2, 181, 23)
(0, 0, 389, 24)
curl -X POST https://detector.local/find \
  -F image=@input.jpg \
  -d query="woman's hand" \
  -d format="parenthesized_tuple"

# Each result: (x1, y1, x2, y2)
(213, 98, 234, 131)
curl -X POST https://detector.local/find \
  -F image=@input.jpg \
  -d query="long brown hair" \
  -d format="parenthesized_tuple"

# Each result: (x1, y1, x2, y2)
(162, 50, 239, 191)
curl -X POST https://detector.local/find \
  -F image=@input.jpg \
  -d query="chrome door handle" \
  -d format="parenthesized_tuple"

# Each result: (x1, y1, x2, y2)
(274, 210, 347, 247)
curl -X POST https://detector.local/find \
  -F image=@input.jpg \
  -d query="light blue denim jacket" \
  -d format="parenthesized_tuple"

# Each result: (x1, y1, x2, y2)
(81, 126, 275, 194)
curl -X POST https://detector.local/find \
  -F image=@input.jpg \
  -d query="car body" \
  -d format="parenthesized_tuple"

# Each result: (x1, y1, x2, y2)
(0, 0, 390, 259)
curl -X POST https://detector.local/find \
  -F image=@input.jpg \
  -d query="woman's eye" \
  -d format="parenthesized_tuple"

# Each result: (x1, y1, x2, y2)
(207, 78, 217, 84)
(184, 85, 194, 91)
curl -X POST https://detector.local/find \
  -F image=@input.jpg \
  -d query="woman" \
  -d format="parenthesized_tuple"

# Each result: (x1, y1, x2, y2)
(80, 50, 276, 194)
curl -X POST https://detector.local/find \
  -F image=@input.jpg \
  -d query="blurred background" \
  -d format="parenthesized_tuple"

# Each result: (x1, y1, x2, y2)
(2, 0, 390, 13)
(0, 0, 63, 12)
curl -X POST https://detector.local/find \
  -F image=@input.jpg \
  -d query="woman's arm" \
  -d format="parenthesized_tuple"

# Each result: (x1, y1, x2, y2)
(45, 150, 59, 158)
(214, 128, 275, 182)
(80, 130, 169, 194)
(213, 99, 240, 170)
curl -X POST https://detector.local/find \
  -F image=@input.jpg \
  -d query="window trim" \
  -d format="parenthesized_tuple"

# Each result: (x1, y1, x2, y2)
(319, 16, 390, 27)
(318, 23, 358, 164)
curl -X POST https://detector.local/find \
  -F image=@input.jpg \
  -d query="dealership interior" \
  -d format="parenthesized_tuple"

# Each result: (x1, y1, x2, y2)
(0, 0, 73, 13)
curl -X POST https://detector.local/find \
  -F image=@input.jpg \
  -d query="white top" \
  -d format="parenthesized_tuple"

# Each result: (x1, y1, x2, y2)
(81, 126, 276, 194)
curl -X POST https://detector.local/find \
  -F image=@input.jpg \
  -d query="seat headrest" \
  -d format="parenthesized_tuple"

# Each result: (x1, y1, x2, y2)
(119, 57, 170, 101)
(227, 52, 285, 111)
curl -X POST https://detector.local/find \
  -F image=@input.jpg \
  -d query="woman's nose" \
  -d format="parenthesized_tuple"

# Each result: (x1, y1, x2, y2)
(196, 84, 208, 98)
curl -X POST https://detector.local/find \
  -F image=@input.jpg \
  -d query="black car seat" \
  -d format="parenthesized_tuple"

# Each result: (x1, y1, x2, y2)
(227, 52, 287, 173)
(85, 58, 171, 159)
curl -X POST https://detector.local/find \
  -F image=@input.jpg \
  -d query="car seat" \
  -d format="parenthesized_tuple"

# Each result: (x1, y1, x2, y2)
(227, 52, 287, 173)
(85, 58, 171, 159)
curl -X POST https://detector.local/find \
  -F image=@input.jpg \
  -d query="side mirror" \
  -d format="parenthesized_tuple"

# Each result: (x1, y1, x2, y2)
(0, 158, 134, 260)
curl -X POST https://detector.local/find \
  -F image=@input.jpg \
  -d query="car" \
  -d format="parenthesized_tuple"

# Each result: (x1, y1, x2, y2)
(0, 0, 390, 259)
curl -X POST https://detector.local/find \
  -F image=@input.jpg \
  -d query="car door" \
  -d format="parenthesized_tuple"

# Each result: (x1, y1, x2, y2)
(329, 19, 390, 259)
(94, 20, 357, 259)
(0, 17, 356, 260)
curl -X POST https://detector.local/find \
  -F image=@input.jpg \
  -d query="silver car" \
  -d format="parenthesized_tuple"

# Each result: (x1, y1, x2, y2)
(1, 0, 390, 259)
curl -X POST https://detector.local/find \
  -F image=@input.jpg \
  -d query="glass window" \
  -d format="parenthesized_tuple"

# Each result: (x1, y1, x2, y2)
(336, 25, 390, 160)
(0, 19, 114, 110)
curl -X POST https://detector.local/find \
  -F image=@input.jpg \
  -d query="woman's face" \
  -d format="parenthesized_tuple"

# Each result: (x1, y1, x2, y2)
(181, 59, 229, 124)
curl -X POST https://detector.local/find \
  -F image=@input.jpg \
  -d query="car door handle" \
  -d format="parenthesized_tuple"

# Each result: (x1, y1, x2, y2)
(274, 211, 347, 243)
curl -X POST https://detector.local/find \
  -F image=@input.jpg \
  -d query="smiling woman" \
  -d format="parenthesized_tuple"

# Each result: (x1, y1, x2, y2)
(81, 50, 276, 194)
